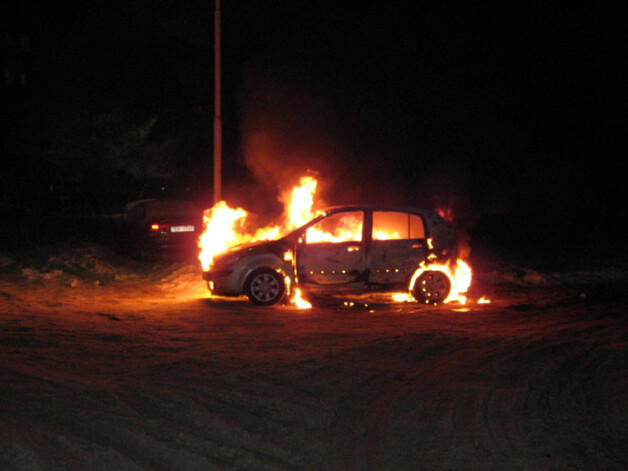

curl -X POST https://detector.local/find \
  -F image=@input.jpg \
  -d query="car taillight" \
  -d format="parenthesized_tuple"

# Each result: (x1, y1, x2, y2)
(150, 223, 171, 232)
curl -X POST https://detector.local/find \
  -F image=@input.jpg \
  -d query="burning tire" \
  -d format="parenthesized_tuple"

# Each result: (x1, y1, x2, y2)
(245, 268, 286, 306)
(412, 270, 451, 304)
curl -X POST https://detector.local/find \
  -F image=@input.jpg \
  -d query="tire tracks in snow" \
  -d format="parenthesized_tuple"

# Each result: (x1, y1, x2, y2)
(326, 306, 628, 470)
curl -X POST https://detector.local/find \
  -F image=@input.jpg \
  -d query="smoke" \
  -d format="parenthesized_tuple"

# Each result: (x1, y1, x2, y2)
(236, 53, 513, 256)
(237, 55, 342, 208)
(418, 156, 512, 258)
(236, 52, 417, 213)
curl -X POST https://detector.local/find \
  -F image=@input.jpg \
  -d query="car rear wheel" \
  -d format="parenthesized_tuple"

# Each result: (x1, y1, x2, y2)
(412, 270, 451, 304)
(245, 268, 286, 306)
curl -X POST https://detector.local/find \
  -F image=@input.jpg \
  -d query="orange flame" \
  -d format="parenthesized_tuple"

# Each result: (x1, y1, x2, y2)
(198, 201, 248, 271)
(290, 288, 312, 309)
(199, 177, 323, 307)
(391, 292, 413, 302)
(198, 176, 323, 272)
(283, 176, 319, 230)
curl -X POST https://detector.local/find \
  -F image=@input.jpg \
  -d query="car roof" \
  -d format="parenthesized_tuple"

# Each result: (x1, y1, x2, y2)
(283, 205, 443, 235)
(126, 199, 201, 221)
(320, 205, 438, 217)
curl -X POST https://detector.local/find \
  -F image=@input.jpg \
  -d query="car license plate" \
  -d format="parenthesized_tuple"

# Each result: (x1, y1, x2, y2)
(170, 225, 195, 233)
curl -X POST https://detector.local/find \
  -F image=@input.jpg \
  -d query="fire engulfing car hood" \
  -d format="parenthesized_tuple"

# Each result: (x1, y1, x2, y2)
(211, 237, 294, 269)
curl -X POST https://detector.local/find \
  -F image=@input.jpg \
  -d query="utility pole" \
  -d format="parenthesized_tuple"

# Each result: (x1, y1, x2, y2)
(213, 0, 222, 204)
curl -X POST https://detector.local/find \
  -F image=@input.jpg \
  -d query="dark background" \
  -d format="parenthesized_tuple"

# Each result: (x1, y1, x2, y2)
(2, 1, 623, 259)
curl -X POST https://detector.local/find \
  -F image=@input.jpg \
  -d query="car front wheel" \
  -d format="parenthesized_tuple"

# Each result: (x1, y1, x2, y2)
(245, 268, 286, 306)
(412, 270, 451, 304)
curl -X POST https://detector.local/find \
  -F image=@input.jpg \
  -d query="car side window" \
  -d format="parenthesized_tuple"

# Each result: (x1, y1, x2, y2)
(305, 211, 363, 243)
(409, 213, 425, 239)
(372, 211, 425, 240)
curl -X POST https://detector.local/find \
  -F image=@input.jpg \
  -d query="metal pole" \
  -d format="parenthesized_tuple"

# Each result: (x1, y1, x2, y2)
(213, 0, 222, 204)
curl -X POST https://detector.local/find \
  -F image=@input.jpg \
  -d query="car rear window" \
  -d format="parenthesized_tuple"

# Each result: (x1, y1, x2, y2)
(140, 201, 200, 221)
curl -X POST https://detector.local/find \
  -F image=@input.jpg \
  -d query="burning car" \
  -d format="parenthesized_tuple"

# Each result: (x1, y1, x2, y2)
(202, 205, 457, 305)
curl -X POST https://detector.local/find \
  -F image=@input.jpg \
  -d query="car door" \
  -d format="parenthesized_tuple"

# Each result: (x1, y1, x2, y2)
(368, 210, 428, 285)
(296, 210, 367, 287)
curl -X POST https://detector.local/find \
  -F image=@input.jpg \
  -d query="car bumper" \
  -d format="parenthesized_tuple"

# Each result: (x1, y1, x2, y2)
(203, 268, 242, 296)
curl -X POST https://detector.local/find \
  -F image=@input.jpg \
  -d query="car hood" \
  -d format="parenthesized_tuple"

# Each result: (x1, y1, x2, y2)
(212, 235, 296, 266)
(226, 238, 281, 254)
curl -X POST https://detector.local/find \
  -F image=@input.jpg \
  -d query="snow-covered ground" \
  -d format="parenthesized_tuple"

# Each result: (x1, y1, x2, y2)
(1, 244, 627, 470)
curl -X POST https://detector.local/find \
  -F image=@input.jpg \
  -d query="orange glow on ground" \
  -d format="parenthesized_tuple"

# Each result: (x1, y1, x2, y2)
(391, 292, 413, 303)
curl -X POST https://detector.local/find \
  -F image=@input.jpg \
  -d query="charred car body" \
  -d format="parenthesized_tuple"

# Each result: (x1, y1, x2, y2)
(203, 206, 456, 306)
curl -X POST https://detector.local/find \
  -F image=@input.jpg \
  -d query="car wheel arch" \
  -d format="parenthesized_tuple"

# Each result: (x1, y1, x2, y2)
(236, 256, 294, 295)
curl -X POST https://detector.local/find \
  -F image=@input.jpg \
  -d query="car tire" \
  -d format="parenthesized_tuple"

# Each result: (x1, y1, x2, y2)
(412, 270, 451, 304)
(245, 268, 286, 306)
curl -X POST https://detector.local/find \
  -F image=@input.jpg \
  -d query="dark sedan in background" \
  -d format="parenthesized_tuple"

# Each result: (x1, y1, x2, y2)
(120, 199, 202, 261)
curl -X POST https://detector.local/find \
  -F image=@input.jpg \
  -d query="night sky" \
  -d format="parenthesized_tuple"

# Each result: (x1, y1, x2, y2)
(2, 1, 622, 252)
